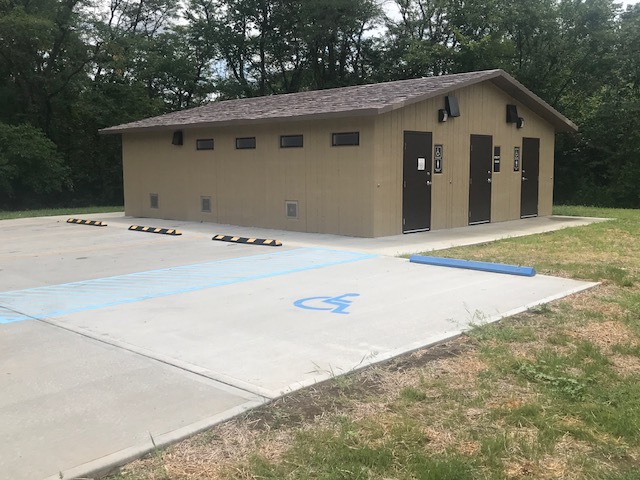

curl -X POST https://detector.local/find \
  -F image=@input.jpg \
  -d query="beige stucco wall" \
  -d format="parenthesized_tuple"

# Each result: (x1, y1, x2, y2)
(371, 81, 556, 237)
(122, 117, 375, 236)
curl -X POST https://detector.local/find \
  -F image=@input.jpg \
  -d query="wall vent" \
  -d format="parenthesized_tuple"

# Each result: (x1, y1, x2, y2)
(285, 200, 298, 219)
(150, 193, 159, 209)
(201, 196, 212, 213)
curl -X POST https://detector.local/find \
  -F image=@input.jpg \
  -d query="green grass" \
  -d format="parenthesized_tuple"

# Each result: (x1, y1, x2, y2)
(399, 386, 428, 402)
(418, 205, 640, 287)
(107, 206, 640, 480)
(0, 206, 123, 220)
(245, 418, 476, 480)
(612, 343, 640, 356)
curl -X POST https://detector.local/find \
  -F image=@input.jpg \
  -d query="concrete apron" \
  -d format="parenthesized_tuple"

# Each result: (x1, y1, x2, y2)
(0, 215, 600, 480)
(41, 252, 594, 398)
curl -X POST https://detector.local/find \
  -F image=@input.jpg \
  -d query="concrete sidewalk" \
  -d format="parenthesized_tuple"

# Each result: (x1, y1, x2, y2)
(0, 214, 603, 480)
(94, 212, 608, 255)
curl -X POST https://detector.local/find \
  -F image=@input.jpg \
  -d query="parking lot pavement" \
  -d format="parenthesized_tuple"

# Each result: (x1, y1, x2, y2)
(0, 214, 598, 479)
(42, 251, 594, 398)
(0, 213, 294, 291)
(0, 320, 263, 480)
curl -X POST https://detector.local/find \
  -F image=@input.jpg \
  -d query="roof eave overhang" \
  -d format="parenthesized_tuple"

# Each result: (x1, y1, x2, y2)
(489, 75, 578, 133)
(389, 70, 578, 134)
(98, 107, 383, 135)
(381, 70, 578, 134)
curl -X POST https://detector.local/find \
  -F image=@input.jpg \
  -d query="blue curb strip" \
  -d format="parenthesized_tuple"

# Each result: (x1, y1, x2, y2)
(410, 255, 536, 277)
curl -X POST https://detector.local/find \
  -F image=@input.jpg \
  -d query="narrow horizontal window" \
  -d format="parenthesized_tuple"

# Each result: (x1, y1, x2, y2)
(280, 135, 303, 148)
(332, 132, 359, 146)
(196, 139, 214, 150)
(236, 137, 256, 149)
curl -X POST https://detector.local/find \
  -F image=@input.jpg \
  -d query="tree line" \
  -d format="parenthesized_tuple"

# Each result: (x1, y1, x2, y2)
(0, 0, 638, 209)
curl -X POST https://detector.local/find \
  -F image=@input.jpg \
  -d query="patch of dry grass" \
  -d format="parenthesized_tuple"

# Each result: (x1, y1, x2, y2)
(117, 421, 296, 479)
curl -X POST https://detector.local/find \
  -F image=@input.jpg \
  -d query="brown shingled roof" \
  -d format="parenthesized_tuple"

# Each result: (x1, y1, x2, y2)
(100, 69, 577, 134)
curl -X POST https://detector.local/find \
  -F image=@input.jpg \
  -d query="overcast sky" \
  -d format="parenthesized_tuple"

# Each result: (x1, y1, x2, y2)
(380, 0, 640, 19)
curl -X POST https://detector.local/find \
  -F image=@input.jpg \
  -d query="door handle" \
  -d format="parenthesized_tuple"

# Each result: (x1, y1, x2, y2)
(426, 181, 432, 186)
(487, 178, 492, 184)
(522, 177, 528, 182)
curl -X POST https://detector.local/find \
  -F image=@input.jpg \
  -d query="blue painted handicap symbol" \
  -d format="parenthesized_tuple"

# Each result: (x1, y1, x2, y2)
(294, 293, 360, 315)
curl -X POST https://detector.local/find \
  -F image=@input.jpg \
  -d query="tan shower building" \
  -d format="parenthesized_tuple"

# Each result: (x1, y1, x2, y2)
(101, 69, 577, 237)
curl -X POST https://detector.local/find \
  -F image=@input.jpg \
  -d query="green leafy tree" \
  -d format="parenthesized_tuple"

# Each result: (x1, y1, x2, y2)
(185, 0, 382, 98)
(0, 123, 69, 207)
(0, 0, 95, 133)
(555, 4, 640, 207)
(298, 0, 382, 89)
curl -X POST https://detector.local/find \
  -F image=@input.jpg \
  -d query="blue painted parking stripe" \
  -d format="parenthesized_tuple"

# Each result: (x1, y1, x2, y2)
(0, 248, 376, 324)
(0, 307, 32, 324)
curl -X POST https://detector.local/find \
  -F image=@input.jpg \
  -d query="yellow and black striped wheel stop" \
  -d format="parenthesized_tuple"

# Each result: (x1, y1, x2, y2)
(129, 225, 182, 236)
(212, 234, 282, 247)
(67, 218, 107, 227)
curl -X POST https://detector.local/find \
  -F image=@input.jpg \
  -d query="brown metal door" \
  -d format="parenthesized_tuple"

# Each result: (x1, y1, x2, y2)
(521, 137, 540, 218)
(469, 134, 493, 224)
(402, 131, 432, 233)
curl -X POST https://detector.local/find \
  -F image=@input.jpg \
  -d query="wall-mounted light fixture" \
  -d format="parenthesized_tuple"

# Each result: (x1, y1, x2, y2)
(506, 104, 519, 124)
(445, 96, 460, 117)
(172, 130, 183, 145)
(517, 117, 525, 129)
(439, 95, 460, 122)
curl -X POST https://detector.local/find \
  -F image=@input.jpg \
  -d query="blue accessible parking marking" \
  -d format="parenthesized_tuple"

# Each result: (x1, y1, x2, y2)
(294, 293, 360, 315)
(0, 307, 32, 325)
(0, 248, 376, 324)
